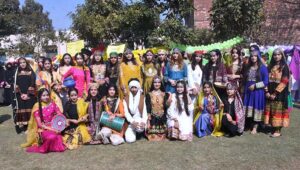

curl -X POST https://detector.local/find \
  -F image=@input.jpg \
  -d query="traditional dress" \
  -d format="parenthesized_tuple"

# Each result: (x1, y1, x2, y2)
(164, 63, 188, 93)
(145, 91, 169, 141)
(226, 61, 242, 88)
(99, 97, 126, 145)
(87, 98, 102, 144)
(265, 65, 290, 128)
(243, 65, 269, 122)
(57, 65, 72, 84)
(203, 63, 228, 102)
(187, 63, 202, 102)
(119, 62, 142, 97)
(63, 99, 91, 149)
(90, 64, 107, 98)
(167, 94, 194, 141)
(221, 94, 245, 136)
(141, 63, 158, 94)
(123, 90, 147, 143)
(194, 89, 224, 138)
(25, 102, 65, 153)
(63, 66, 90, 98)
(4, 64, 16, 105)
(36, 71, 59, 90)
(14, 69, 36, 128)
(105, 63, 119, 85)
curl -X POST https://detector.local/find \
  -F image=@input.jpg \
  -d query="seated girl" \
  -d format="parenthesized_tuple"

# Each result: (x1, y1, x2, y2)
(98, 84, 126, 146)
(86, 83, 102, 144)
(22, 88, 65, 153)
(221, 83, 245, 137)
(167, 80, 194, 141)
(194, 82, 224, 138)
(63, 88, 91, 149)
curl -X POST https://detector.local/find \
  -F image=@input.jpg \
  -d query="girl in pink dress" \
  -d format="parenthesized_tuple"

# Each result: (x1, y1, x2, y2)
(63, 53, 91, 98)
(26, 88, 65, 153)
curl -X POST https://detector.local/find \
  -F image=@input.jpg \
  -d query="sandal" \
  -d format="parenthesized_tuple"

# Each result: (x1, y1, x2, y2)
(270, 133, 281, 138)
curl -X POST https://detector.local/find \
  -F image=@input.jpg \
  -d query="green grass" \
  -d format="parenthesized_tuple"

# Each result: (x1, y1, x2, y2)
(0, 105, 300, 170)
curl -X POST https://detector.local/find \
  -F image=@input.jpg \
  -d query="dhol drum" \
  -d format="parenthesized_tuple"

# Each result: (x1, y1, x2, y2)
(51, 114, 67, 132)
(99, 112, 125, 132)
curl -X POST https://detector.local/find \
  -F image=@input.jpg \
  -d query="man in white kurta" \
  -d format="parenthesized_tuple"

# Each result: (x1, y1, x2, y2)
(123, 79, 147, 143)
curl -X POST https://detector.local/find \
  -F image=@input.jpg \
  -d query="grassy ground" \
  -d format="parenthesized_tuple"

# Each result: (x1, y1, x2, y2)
(0, 105, 300, 170)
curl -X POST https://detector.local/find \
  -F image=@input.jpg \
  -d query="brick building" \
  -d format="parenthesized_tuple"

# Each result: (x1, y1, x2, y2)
(188, 0, 300, 44)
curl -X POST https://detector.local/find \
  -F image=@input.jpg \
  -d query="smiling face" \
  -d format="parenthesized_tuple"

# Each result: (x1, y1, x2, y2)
(250, 53, 258, 63)
(231, 49, 239, 60)
(176, 82, 184, 94)
(172, 52, 179, 60)
(89, 86, 98, 97)
(226, 88, 235, 97)
(153, 78, 162, 90)
(158, 53, 166, 61)
(109, 56, 117, 64)
(195, 55, 202, 63)
(126, 53, 133, 60)
(69, 90, 78, 103)
(40, 90, 50, 103)
(146, 52, 153, 62)
(38, 58, 44, 68)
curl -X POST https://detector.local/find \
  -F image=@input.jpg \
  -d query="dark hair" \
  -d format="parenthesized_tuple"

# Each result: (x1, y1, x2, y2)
(143, 50, 155, 64)
(204, 49, 222, 81)
(60, 53, 75, 66)
(106, 84, 119, 97)
(231, 47, 242, 65)
(68, 87, 78, 96)
(123, 53, 137, 65)
(91, 50, 104, 65)
(86, 86, 101, 101)
(191, 52, 203, 70)
(149, 76, 165, 92)
(74, 53, 87, 82)
(37, 88, 50, 123)
(170, 51, 184, 69)
(203, 81, 213, 88)
(43, 58, 54, 82)
(37, 56, 46, 70)
(243, 50, 263, 83)
(17, 57, 32, 72)
(175, 80, 189, 116)
(268, 48, 287, 71)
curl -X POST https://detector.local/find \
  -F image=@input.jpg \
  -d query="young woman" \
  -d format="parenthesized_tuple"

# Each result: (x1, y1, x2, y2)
(156, 49, 168, 79)
(187, 50, 203, 102)
(63, 52, 91, 98)
(119, 49, 142, 97)
(226, 47, 243, 88)
(221, 83, 245, 137)
(105, 52, 120, 85)
(3, 60, 16, 105)
(57, 53, 74, 83)
(141, 50, 158, 94)
(202, 49, 228, 102)
(23, 88, 65, 153)
(145, 76, 170, 141)
(90, 50, 107, 98)
(36, 58, 58, 90)
(194, 82, 223, 138)
(265, 49, 290, 137)
(167, 80, 193, 141)
(243, 50, 269, 134)
(63, 88, 91, 149)
(98, 84, 126, 145)
(14, 57, 36, 133)
(86, 83, 102, 144)
(164, 48, 188, 93)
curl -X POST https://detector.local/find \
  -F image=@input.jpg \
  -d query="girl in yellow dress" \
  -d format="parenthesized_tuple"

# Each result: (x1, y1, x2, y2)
(141, 50, 158, 94)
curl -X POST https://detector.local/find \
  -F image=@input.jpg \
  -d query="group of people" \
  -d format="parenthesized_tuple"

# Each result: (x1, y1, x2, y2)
(0, 44, 295, 154)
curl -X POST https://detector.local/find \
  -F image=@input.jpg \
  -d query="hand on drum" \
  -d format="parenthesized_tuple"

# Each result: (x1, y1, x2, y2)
(108, 115, 115, 121)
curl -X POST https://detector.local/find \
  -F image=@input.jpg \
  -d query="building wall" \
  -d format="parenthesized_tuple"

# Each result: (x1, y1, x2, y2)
(192, 0, 300, 44)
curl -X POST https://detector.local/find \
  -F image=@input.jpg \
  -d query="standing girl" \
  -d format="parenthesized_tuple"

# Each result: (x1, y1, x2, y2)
(141, 50, 158, 94)
(90, 50, 107, 98)
(243, 50, 269, 134)
(265, 49, 290, 137)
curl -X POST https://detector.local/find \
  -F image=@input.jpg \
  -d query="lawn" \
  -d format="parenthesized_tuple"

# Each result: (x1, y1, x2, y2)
(0, 105, 299, 170)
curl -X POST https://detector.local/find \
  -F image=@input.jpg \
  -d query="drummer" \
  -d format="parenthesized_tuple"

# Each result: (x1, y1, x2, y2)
(123, 79, 147, 143)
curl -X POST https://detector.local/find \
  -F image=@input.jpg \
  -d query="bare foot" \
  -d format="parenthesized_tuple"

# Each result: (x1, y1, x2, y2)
(271, 132, 281, 138)
(250, 128, 257, 135)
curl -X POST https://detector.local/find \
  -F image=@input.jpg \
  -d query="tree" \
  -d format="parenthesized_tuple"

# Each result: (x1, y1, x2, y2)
(210, 0, 263, 40)
(0, 0, 21, 37)
(18, 0, 55, 54)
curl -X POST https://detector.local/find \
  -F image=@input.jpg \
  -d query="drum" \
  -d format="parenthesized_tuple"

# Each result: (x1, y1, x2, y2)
(63, 77, 76, 88)
(99, 112, 125, 132)
(51, 114, 67, 132)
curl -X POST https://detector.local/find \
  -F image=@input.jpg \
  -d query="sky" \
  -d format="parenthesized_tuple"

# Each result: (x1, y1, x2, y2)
(20, 0, 85, 30)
